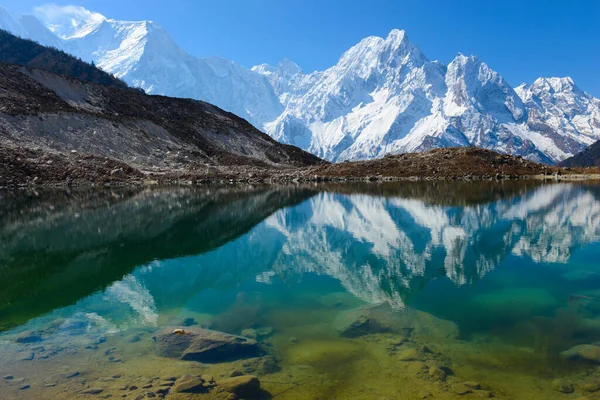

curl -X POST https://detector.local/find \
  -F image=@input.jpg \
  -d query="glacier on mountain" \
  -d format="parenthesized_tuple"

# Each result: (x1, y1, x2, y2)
(1, 6, 599, 164)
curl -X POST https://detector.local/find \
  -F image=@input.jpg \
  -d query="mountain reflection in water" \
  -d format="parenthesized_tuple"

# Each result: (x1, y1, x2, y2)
(1, 182, 599, 331)
(2, 182, 600, 400)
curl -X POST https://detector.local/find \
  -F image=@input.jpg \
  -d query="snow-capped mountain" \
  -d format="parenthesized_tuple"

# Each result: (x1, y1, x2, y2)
(0, 7, 62, 48)
(515, 77, 600, 157)
(2, 6, 599, 164)
(257, 31, 599, 163)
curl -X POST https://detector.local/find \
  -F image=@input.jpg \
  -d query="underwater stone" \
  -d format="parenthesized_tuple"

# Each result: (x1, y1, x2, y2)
(172, 375, 206, 393)
(153, 327, 262, 363)
(463, 381, 481, 390)
(18, 352, 35, 361)
(16, 330, 43, 343)
(127, 334, 142, 343)
(552, 379, 574, 393)
(241, 329, 257, 340)
(241, 355, 280, 375)
(82, 388, 104, 395)
(560, 344, 600, 363)
(451, 384, 473, 395)
(335, 304, 459, 340)
(397, 348, 421, 361)
(580, 381, 600, 392)
(255, 326, 274, 338)
(217, 375, 260, 398)
(428, 367, 446, 380)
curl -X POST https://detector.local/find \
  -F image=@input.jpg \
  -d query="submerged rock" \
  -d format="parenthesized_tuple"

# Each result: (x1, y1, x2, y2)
(82, 388, 104, 395)
(127, 334, 142, 343)
(335, 304, 459, 340)
(255, 326, 273, 338)
(397, 348, 421, 361)
(17, 352, 35, 361)
(552, 379, 574, 393)
(172, 375, 206, 393)
(152, 327, 262, 363)
(241, 329, 257, 340)
(560, 344, 600, 363)
(428, 366, 446, 380)
(580, 381, 600, 392)
(240, 356, 280, 375)
(241, 326, 274, 341)
(452, 383, 473, 395)
(16, 330, 43, 343)
(217, 375, 261, 398)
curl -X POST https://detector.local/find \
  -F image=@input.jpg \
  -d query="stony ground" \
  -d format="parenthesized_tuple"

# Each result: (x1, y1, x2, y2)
(2, 145, 600, 188)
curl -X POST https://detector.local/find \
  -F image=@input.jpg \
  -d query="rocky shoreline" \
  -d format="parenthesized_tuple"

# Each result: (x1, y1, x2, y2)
(2, 145, 600, 189)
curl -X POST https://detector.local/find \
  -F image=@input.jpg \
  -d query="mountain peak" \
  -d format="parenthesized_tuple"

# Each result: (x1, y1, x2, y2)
(451, 53, 481, 66)
(33, 4, 106, 39)
(532, 76, 577, 93)
(386, 28, 407, 43)
(278, 58, 303, 75)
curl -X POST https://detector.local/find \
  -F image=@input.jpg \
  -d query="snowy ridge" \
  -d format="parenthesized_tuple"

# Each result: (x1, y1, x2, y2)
(1, 6, 599, 163)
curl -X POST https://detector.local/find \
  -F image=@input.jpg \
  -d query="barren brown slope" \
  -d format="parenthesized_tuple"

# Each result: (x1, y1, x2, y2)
(560, 140, 600, 168)
(299, 147, 559, 179)
(0, 61, 323, 172)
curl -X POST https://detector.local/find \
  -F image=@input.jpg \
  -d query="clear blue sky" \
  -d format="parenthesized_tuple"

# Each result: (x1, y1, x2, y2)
(6, 0, 600, 96)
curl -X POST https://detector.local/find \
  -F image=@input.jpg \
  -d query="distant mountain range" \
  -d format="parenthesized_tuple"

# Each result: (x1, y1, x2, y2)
(1, 6, 599, 164)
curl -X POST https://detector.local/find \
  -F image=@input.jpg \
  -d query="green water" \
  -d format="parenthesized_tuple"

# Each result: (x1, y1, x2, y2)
(1, 182, 600, 399)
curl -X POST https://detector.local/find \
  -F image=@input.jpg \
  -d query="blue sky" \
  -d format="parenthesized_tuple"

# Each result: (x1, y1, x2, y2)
(6, 0, 600, 96)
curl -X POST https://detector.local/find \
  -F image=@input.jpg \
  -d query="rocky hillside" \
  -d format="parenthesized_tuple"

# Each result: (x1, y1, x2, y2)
(0, 29, 127, 89)
(300, 147, 559, 180)
(0, 32, 322, 186)
(560, 140, 600, 168)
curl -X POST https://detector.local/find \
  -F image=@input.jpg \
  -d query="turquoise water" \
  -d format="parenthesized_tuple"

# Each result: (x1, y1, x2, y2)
(1, 182, 600, 399)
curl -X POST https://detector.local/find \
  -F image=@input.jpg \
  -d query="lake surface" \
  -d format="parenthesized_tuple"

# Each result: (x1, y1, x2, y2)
(1, 182, 600, 399)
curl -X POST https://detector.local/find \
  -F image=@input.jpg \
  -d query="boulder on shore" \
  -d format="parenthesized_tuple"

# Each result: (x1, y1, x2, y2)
(152, 327, 262, 363)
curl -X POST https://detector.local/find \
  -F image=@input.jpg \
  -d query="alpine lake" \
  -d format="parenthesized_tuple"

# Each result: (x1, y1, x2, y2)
(1, 181, 600, 400)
